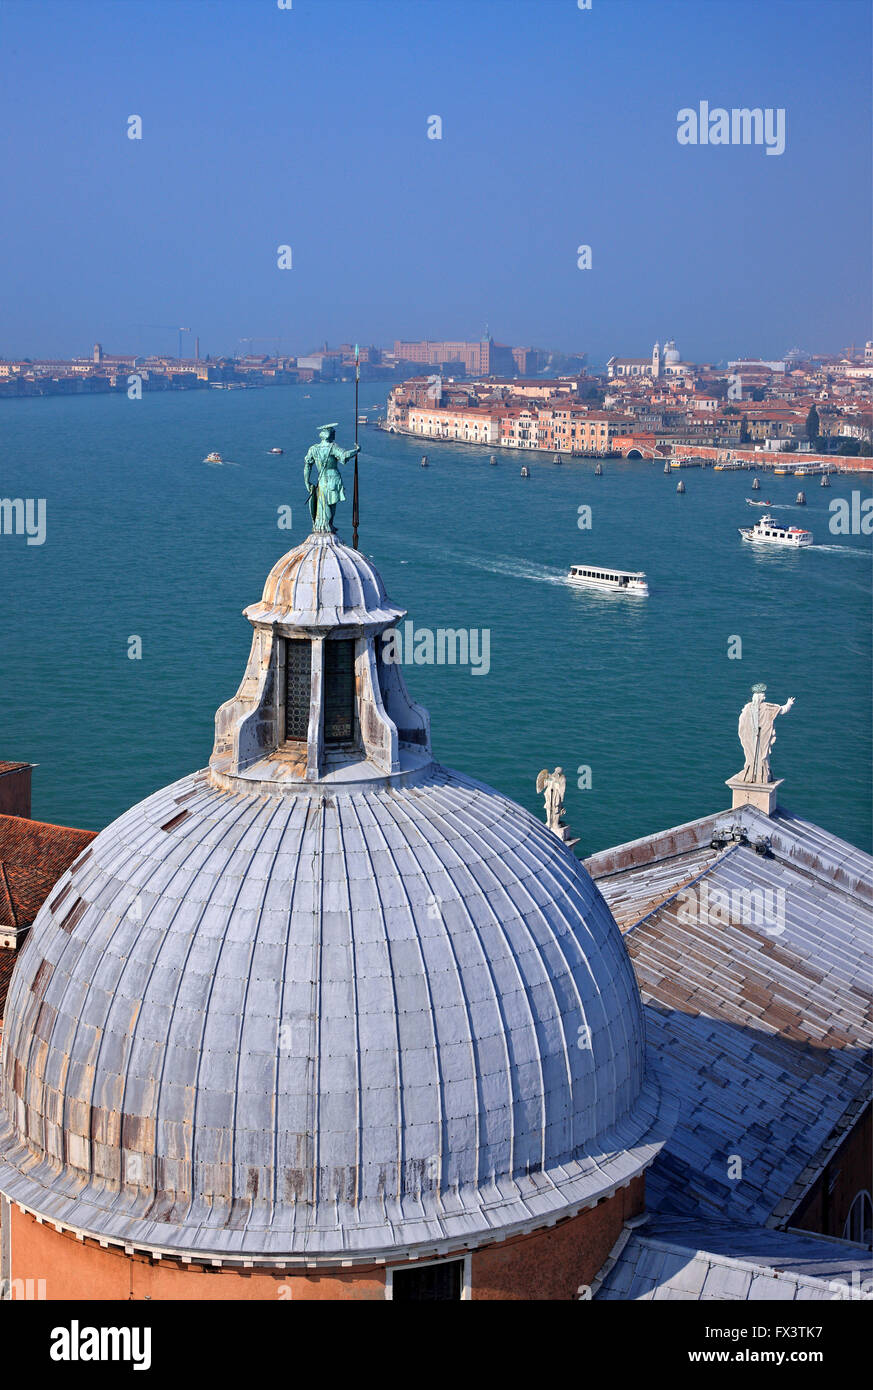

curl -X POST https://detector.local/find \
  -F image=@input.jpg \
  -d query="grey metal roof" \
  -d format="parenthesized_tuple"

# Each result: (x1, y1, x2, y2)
(591, 805, 873, 1228)
(594, 1216, 873, 1301)
(244, 531, 405, 630)
(0, 764, 669, 1262)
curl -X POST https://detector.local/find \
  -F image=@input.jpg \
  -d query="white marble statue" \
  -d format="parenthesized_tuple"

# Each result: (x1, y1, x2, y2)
(537, 767, 568, 834)
(738, 685, 795, 784)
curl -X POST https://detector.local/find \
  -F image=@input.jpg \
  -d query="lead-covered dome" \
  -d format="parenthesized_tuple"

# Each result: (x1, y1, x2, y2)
(0, 531, 669, 1265)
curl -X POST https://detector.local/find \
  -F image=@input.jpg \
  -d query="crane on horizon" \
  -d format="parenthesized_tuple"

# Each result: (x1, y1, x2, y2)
(133, 325, 192, 360)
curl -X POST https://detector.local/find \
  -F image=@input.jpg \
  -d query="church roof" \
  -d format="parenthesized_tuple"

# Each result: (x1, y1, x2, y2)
(0, 533, 669, 1264)
(587, 804, 873, 1229)
(594, 1215, 873, 1301)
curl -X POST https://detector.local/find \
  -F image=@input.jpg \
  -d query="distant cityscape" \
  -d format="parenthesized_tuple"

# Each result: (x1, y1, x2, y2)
(384, 339, 873, 465)
(2, 332, 871, 463)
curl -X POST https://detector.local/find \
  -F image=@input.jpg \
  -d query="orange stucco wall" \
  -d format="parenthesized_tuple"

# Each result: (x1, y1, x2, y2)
(471, 1174, 645, 1300)
(5, 1176, 643, 1301)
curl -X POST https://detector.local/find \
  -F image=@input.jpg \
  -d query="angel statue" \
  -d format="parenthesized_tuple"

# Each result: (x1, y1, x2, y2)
(537, 767, 568, 835)
(737, 685, 795, 784)
(304, 423, 360, 533)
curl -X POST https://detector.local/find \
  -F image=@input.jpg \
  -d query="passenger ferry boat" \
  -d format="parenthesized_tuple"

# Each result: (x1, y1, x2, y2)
(567, 564, 649, 595)
(204, 451, 223, 463)
(739, 514, 813, 548)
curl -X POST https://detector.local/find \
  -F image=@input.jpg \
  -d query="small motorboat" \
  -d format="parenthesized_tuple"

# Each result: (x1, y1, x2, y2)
(520, 466, 530, 478)
(357, 415, 368, 425)
(821, 473, 831, 487)
(746, 498, 772, 507)
(739, 515, 813, 547)
(795, 491, 806, 505)
(420, 455, 428, 468)
(269, 447, 283, 455)
(594, 462, 603, 476)
(490, 455, 497, 466)
(553, 454, 563, 465)
(664, 461, 671, 475)
(752, 477, 760, 489)
(204, 452, 222, 463)
(676, 480, 685, 493)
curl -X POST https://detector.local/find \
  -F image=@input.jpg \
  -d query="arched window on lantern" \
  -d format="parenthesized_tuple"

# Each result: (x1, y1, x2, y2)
(324, 639, 356, 745)
(285, 639, 311, 743)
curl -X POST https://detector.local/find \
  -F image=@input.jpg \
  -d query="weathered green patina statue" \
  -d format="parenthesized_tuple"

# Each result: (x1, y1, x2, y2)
(304, 423, 360, 533)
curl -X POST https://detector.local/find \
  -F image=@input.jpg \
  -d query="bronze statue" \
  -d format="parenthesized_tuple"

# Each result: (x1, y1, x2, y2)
(304, 423, 360, 533)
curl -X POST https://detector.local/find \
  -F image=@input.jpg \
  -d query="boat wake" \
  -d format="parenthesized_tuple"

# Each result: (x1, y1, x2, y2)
(204, 459, 239, 467)
(454, 552, 567, 586)
(810, 544, 871, 557)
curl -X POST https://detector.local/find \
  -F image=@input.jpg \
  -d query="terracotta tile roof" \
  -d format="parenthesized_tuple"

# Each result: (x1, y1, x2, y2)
(0, 815, 96, 930)
(0, 762, 30, 776)
(0, 815, 96, 1025)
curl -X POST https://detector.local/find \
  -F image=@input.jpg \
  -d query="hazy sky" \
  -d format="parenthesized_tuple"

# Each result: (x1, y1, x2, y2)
(1, 0, 870, 364)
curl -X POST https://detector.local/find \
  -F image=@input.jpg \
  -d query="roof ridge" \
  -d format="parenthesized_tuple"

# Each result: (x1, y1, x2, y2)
(0, 860, 18, 927)
(628, 1231, 868, 1293)
(0, 813, 95, 837)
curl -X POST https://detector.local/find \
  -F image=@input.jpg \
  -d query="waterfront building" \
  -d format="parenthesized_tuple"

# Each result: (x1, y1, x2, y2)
(405, 403, 499, 444)
(393, 333, 516, 378)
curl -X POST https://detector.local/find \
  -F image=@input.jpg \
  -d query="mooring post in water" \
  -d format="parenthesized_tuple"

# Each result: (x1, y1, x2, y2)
(352, 344, 360, 550)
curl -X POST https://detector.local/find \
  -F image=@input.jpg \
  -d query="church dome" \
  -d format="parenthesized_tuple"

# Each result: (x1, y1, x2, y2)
(0, 529, 669, 1266)
(663, 340, 681, 366)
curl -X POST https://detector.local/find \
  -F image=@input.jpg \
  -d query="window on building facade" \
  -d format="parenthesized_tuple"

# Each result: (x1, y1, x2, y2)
(285, 639, 311, 742)
(390, 1258, 465, 1301)
(324, 639, 356, 745)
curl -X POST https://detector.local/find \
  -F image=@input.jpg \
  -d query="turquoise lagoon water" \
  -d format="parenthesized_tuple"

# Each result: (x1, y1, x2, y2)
(0, 385, 870, 853)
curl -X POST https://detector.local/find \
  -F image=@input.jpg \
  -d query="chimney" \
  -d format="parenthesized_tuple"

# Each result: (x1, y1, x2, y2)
(0, 763, 33, 819)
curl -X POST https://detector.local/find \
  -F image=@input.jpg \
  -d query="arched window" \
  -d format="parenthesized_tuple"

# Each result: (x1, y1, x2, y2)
(843, 1190, 873, 1245)
(285, 639, 312, 742)
(324, 639, 356, 745)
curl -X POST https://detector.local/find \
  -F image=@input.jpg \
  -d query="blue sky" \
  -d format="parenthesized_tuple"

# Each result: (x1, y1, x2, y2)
(0, 0, 869, 363)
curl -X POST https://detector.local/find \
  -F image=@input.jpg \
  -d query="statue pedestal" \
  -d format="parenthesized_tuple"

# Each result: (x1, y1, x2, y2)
(725, 775, 783, 815)
(553, 823, 580, 849)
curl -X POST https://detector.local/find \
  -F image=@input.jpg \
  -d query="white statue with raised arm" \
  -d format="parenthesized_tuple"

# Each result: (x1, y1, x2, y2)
(738, 684, 795, 784)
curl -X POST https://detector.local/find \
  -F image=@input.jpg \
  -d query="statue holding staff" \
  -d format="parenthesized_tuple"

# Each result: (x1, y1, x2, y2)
(304, 423, 360, 533)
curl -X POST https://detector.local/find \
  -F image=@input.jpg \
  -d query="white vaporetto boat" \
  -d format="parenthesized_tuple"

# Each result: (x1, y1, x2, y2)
(567, 564, 649, 595)
(739, 514, 813, 547)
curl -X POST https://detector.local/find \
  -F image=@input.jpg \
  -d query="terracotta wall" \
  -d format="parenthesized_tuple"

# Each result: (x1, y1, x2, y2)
(471, 1175, 644, 1300)
(790, 1108, 871, 1241)
(5, 1175, 644, 1301)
